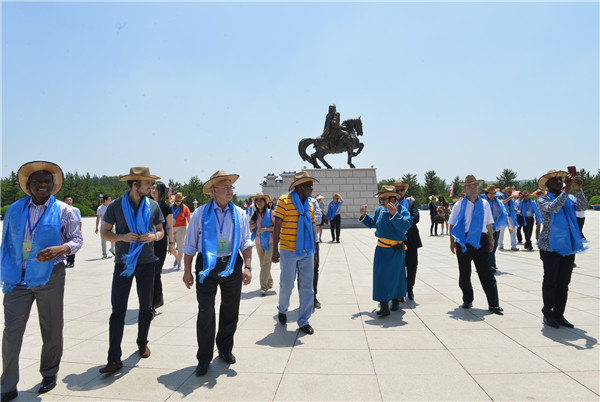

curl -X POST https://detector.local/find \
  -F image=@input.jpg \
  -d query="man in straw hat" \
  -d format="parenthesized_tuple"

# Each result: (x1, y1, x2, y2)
(535, 170, 586, 328)
(393, 179, 422, 301)
(1, 161, 83, 400)
(449, 175, 504, 315)
(360, 186, 413, 317)
(98, 167, 165, 374)
(272, 171, 318, 335)
(182, 170, 254, 376)
(516, 190, 541, 251)
(498, 186, 520, 251)
(171, 192, 191, 270)
(482, 185, 509, 272)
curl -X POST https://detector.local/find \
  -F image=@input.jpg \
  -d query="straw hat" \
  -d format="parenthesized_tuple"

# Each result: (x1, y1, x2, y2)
(460, 174, 484, 186)
(315, 194, 325, 201)
(502, 186, 514, 194)
(377, 185, 399, 199)
(250, 192, 271, 203)
(483, 185, 497, 194)
(393, 180, 409, 191)
(18, 161, 64, 196)
(119, 167, 160, 181)
(537, 169, 568, 191)
(521, 190, 530, 197)
(288, 171, 319, 191)
(202, 170, 240, 195)
(173, 192, 186, 202)
(428, 195, 438, 202)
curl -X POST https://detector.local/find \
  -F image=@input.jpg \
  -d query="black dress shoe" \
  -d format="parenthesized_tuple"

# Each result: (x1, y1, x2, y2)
(543, 316, 560, 328)
(377, 302, 391, 317)
(278, 312, 287, 325)
(99, 360, 123, 373)
(488, 306, 504, 315)
(219, 352, 236, 364)
(196, 362, 209, 376)
(314, 298, 321, 309)
(556, 316, 574, 328)
(300, 324, 314, 335)
(407, 290, 414, 300)
(461, 302, 472, 309)
(390, 299, 400, 311)
(1, 390, 18, 402)
(38, 375, 57, 394)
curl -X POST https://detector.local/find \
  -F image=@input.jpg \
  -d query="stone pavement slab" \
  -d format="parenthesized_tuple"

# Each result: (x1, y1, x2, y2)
(1, 211, 598, 401)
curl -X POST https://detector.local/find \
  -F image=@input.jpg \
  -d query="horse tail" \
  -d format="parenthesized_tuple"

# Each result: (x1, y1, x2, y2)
(298, 138, 315, 162)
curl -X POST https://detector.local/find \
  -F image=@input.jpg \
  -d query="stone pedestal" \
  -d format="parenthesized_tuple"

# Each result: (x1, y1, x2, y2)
(306, 168, 379, 228)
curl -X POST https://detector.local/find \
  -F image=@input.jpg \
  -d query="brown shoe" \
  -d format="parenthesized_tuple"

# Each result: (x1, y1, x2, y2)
(99, 360, 123, 374)
(139, 344, 151, 358)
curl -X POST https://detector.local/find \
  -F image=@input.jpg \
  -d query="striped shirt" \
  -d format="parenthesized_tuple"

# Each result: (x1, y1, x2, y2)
(274, 194, 315, 252)
(22, 197, 83, 269)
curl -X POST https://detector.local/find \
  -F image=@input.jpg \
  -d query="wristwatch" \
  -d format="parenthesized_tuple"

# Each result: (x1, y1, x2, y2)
(244, 266, 252, 271)
(169, 241, 174, 244)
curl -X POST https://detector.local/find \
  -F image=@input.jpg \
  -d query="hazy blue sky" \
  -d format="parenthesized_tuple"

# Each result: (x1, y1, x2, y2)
(2, 1, 598, 195)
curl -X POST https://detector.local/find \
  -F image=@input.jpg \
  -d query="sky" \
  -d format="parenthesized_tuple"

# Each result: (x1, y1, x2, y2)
(2, 1, 598, 196)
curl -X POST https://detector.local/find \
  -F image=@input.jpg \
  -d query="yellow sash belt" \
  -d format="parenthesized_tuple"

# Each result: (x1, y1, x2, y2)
(377, 237, 406, 250)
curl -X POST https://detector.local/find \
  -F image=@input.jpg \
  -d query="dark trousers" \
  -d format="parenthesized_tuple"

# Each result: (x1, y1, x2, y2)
(488, 230, 500, 269)
(108, 262, 155, 362)
(1, 262, 65, 393)
(456, 233, 500, 308)
(523, 217, 535, 249)
(516, 215, 524, 243)
(153, 239, 168, 307)
(195, 253, 243, 364)
(540, 250, 574, 319)
(405, 245, 418, 292)
(577, 217, 585, 239)
(430, 216, 438, 235)
(330, 215, 341, 241)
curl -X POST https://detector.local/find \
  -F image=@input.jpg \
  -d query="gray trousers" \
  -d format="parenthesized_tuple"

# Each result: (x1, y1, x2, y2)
(1, 262, 65, 393)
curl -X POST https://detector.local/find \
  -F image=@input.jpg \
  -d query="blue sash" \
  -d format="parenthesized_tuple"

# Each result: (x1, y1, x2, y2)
(503, 195, 519, 228)
(199, 200, 241, 283)
(483, 196, 507, 232)
(326, 200, 340, 221)
(451, 197, 484, 252)
(546, 193, 584, 256)
(519, 199, 541, 225)
(1, 195, 61, 293)
(291, 190, 315, 257)
(172, 205, 181, 222)
(251, 209, 271, 251)
(121, 192, 152, 277)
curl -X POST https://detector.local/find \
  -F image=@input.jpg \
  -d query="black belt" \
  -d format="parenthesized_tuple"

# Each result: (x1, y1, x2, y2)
(216, 256, 231, 264)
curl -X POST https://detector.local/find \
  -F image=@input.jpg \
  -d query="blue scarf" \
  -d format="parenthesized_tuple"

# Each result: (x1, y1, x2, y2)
(1, 195, 61, 293)
(519, 199, 541, 225)
(503, 194, 519, 228)
(121, 192, 152, 277)
(199, 200, 240, 283)
(546, 193, 584, 256)
(251, 208, 271, 250)
(483, 196, 507, 232)
(326, 200, 340, 221)
(451, 197, 484, 253)
(172, 205, 181, 222)
(291, 190, 315, 257)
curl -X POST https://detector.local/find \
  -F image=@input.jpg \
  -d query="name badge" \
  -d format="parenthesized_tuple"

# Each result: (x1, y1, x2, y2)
(22, 241, 33, 260)
(217, 238, 229, 254)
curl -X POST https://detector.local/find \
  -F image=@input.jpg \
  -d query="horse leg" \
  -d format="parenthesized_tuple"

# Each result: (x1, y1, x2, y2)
(318, 153, 332, 169)
(347, 148, 355, 168)
(352, 143, 364, 157)
(310, 152, 321, 169)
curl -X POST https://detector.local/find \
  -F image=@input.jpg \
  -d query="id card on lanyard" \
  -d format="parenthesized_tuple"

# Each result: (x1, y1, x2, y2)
(215, 209, 229, 254)
(23, 206, 47, 261)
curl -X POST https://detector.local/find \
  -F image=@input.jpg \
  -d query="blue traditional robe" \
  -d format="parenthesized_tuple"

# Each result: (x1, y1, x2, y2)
(361, 205, 412, 302)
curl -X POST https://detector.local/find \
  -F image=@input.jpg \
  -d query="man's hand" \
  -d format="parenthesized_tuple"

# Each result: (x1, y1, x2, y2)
(385, 202, 397, 216)
(565, 174, 574, 193)
(183, 271, 194, 289)
(95, 228, 99, 234)
(272, 249, 280, 263)
(508, 227, 514, 234)
(360, 205, 367, 218)
(138, 233, 157, 243)
(450, 240, 457, 255)
(121, 233, 139, 243)
(570, 174, 583, 191)
(243, 268, 252, 286)
(488, 238, 495, 252)
(36, 245, 70, 263)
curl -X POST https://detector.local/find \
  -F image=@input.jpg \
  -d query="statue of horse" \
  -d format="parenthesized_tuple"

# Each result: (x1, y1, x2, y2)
(298, 117, 364, 169)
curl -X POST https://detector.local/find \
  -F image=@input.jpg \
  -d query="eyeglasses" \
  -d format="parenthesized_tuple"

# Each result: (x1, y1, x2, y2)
(174, 200, 182, 203)
(214, 186, 235, 191)
(396, 188, 406, 192)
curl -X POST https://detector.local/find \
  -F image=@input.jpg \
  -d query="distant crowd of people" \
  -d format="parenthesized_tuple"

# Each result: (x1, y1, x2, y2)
(0, 161, 589, 401)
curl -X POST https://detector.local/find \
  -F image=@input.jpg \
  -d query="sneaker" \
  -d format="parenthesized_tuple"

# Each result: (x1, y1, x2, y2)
(260, 289, 266, 296)
(173, 261, 178, 267)
(177, 265, 182, 270)
(510, 247, 519, 251)
(111, 251, 116, 256)
(499, 246, 504, 250)
(102, 255, 108, 259)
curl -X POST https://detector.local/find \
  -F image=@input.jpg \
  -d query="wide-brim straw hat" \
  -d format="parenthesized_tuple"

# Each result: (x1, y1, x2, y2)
(428, 195, 437, 201)
(18, 161, 64, 196)
(119, 167, 160, 181)
(288, 171, 319, 191)
(538, 169, 568, 191)
(521, 190, 530, 197)
(502, 186, 514, 194)
(250, 192, 271, 203)
(316, 194, 325, 201)
(484, 185, 497, 194)
(202, 170, 239, 195)
(460, 174, 484, 186)
(173, 192, 186, 202)
(393, 180, 409, 191)
(377, 185, 399, 199)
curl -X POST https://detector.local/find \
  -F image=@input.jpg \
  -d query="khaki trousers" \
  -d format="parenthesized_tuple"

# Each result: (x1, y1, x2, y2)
(256, 245, 274, 290)
(173, 226, 187, 264)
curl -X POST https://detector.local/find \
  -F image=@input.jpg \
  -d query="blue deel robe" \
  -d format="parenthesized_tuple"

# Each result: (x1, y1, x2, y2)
(361, 204, 413, 302)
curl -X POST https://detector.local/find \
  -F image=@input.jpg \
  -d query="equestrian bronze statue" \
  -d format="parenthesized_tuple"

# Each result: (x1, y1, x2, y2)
(298, 105, 364, 169)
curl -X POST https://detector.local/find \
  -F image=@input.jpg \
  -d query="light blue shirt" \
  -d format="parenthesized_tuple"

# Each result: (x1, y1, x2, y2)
(183, 201, 254, 257)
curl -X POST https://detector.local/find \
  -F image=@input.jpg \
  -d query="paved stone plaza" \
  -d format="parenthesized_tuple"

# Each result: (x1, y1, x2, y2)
(1, 212, 598, 401)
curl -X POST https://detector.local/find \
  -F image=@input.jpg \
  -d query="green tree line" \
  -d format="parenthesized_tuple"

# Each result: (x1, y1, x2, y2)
(1, 172, 240, 218)
(378, 169, 600, 207)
